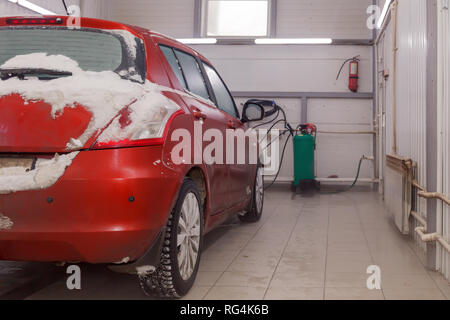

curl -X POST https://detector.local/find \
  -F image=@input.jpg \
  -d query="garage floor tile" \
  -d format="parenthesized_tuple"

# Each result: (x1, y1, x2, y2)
(2, 186, 449, 300)
(325, 272, 371, 288)
(382, 288, 447, 300)
(204, 286, 266, 300)
(325, 287, 385, 300)
(264, 287, 324, 300)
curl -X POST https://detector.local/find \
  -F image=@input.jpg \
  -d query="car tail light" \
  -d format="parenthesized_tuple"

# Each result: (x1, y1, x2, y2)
(6, 18, 63, 25)
(92, 108, 184, 150)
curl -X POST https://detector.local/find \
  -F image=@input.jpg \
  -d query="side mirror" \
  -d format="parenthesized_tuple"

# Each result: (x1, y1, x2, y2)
(242, 99, 279, 123)
(242, 102, 264, 123)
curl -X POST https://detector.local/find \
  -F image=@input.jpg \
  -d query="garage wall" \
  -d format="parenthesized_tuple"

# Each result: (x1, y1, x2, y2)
(0, 0, 376, 183)
(190, 45, 373, 93)
(81, 0, 196, 38)
(376, 0, 428, 252)
(396, 0, 428, 195)
(192, 44, 375, 182)
(277, 0, 373, 39)
(0, 0, 80, 16)
(81, 0, 372, 39)
(437, 0, 450, 281)
(78, 0, 375, 183)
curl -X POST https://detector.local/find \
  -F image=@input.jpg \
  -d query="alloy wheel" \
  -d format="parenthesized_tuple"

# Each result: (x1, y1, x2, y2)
(177, 192, 201, 280)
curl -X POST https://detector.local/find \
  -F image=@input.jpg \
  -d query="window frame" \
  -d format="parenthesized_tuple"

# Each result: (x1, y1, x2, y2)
(157, 43, 240, 119)
(159, 44, 211, 101)
(202, 0, 272, 38)
(158, 45, 189, 91)
(200, 60, 240, 119)
(172, 48, 212, 102)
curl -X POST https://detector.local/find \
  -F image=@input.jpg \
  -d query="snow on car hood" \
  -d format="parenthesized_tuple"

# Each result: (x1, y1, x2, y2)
(0, 54, 181, 194)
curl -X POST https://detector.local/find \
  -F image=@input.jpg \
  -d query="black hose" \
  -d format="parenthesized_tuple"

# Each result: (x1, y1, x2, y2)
(264, 133, 293, 191)
(248, 101, 294, 190)
(319, 156, 365, 194)
(253, 110, 280, 129)
(258, 119, 288, 147)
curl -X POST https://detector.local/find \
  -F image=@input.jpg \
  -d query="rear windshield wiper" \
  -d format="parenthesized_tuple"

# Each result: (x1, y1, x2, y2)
(0, 68, 73, 81)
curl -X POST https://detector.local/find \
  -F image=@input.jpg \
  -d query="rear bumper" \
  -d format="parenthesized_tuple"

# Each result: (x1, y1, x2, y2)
(0, 146, 181, 264)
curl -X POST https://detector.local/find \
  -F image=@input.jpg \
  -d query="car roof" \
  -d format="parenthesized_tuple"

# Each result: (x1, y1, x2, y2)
(0, 16, 213, 65)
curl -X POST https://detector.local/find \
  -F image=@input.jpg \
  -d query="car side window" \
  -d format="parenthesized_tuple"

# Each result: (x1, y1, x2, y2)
(203, 63, 238, 118)
(173, 49, 210, 100)
(159, 45, 188, 90)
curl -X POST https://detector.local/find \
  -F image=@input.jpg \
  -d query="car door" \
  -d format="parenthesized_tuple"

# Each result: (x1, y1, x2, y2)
(158, 45, 230, 215)
(201, 62, 254, 206)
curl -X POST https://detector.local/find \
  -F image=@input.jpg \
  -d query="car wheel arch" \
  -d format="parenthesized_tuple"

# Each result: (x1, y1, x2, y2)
(186, 167, 209, 219)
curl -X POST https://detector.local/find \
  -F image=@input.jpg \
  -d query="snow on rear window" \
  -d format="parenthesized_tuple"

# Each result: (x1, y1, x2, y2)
(0, 28, 123, 73)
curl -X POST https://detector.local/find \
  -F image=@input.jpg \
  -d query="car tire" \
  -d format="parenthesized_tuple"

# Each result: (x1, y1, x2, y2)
(140, 178, 203, 298)
(239, 165, 264, 223)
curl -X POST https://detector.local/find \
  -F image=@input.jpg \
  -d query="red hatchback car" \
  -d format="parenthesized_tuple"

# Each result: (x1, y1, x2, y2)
(0, 16, 265, 298)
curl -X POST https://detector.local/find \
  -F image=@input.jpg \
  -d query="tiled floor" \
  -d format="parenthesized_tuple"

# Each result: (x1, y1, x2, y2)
(1, 186, 449, 300)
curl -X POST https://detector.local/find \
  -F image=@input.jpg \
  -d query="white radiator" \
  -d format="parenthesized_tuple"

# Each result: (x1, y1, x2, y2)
(385, 155, 413, 234)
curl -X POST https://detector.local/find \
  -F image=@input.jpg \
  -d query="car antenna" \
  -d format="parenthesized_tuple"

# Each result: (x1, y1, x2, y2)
(62, 0, 69, 15)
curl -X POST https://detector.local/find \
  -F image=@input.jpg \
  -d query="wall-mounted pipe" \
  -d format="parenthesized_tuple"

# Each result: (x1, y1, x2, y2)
(392, 0, 399, 154)
(415, 227, 450, 253)
(270, 177, 379, 184)
(316, 178, 378, 183)
(411, 210, 427, 228)
(410, 179, 450, 254)
(318, 131, 376, 135)
(412, 179, 426, 191)
(418, 191, 450, 206)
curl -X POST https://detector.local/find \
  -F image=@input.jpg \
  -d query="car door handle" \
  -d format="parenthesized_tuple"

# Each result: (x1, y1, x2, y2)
(227, 120, 236, 129)
(193, 111, 207, 120)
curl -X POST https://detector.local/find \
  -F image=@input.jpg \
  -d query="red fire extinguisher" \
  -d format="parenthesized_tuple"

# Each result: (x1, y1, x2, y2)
(348, 58, 359, 92)
(336, 56, 360, 93)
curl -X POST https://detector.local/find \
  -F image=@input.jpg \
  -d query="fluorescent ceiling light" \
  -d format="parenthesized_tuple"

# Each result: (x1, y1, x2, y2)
(177, 38, 218, 45)
(377, 0, 393, 29)
(8, 0, 56, 15)
(255, 38, 333, 45)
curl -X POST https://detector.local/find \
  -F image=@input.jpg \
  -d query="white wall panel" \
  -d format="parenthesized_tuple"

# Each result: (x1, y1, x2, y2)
(81, 0, 195, 38)
(393, 0, 428, 254)
(193, 44, 374, 182)
(277, 0, 373, 39)
(81, 0, 373, 39)
(192, 45, 373, 92)
(379, 0, 449, 281)
(382, 19, 394, 157)
(442, 59, 450, 280)
(395, 0, 427, 190)
(0, 0, 376, 185)
(0, 0, 79, 16)
(308, 99, 374, 180)
(80, 0, 110, 19)
(380, 0, 427, 212)
(442, 73, 450, 281)
(438, 0, 450, 281)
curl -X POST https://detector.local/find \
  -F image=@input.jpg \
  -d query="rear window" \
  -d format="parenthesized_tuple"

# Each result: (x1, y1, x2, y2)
(0, 28, 146, 82)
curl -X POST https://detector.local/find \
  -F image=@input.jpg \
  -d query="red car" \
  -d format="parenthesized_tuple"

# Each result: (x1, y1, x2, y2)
(0, 16, 265, 298)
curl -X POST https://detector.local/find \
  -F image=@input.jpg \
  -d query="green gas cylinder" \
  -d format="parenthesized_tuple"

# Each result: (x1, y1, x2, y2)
(293, 134, 316, 185)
